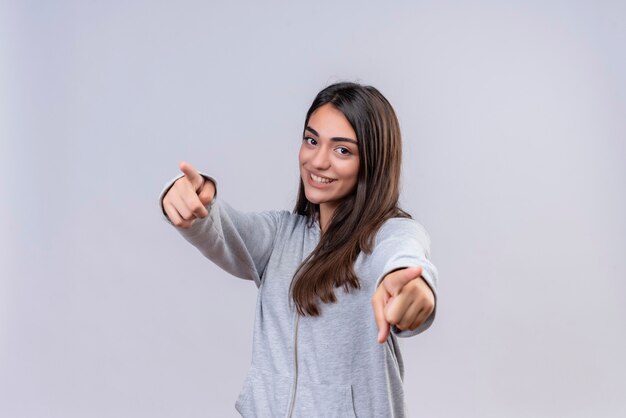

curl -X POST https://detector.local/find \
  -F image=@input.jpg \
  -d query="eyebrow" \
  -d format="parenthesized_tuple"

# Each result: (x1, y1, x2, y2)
(305, 126, 358, 145)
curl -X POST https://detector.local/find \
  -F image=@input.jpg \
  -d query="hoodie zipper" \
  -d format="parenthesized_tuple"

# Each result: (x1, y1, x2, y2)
(287, 313, 300, 418)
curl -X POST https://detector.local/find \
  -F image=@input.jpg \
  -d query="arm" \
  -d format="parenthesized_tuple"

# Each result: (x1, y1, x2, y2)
(159, 161, 282, 287)
(369, 218, 439, 340)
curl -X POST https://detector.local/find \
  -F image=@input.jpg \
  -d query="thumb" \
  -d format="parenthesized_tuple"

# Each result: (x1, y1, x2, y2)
(179, 161, 205, 193)
(197, 179, 216, 206)
(382, 266, 424, 296)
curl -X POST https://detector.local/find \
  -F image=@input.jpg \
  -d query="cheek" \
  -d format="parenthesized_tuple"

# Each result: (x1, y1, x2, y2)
(298, 146, 307, 165)
(349, 163, 360, 190)
(347, 160, 360, 183)
(337, 159, 359, 190)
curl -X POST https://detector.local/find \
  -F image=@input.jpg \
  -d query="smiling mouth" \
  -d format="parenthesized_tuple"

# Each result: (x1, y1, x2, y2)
(310, 173, 336, 184)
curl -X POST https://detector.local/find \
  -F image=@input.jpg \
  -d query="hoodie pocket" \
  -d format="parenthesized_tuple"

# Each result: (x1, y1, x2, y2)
(235, 366, 356, 418)
(235, 366, 292, 417)
(292, 380, 356, 418)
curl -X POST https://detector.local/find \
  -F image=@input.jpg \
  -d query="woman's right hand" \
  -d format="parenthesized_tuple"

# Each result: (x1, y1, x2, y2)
(162, 161, 216, 228)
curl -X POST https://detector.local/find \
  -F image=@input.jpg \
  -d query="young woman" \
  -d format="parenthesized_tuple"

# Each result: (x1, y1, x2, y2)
(159, 82, 438, 417)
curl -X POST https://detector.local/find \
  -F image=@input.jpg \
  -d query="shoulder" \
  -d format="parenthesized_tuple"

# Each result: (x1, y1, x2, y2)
(216, 199, 291, 222)
(276, 210, 306, 231)
(373, 217, 432, 257)
(211, 199, 299, 235)
(283, 210, 316, 234)
(265, 208, 306, 225)
(256, 208, 311, 235)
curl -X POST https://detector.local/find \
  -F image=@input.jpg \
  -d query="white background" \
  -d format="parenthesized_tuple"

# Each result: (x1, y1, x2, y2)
(1, 1, 625, 417)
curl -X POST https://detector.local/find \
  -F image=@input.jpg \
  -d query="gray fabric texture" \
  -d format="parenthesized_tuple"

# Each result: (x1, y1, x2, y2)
(159, 174, 438, 417)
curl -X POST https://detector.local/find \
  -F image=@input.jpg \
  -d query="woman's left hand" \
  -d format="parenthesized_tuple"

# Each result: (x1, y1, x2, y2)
(371, 266, 435, 343)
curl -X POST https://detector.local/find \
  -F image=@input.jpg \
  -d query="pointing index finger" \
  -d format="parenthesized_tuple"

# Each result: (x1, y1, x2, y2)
(179, 161, 204, 192)
(372, 287, 390, 344)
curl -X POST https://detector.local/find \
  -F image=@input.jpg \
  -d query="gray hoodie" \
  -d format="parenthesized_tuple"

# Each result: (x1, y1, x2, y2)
(159, 175, 438, 417)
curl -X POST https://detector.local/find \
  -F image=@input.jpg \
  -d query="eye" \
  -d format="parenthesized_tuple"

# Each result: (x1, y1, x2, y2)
(336, 146, 352, 156)
(304, 137, 318, 146)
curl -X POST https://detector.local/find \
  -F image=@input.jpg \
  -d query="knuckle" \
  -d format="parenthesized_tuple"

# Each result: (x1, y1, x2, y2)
(191, 202, 204, 214)
(386, 312, 399, 325)
(180, 207, 195, 220)
(421, 297, 434, 311)
(427, 299, 435, 311)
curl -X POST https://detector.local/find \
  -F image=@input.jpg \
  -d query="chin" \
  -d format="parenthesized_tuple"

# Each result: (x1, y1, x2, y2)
(304, 192, 324, 205)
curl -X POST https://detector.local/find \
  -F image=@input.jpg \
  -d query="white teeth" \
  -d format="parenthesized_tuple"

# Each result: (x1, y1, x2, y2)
(311, 173, 334, 184)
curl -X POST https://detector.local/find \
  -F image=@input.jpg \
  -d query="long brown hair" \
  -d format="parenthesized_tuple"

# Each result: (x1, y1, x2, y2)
(290, 82, 411, 316)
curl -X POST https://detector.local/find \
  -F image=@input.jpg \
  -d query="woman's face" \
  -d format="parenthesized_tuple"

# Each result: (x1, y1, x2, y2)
(299, 103, 360, 213)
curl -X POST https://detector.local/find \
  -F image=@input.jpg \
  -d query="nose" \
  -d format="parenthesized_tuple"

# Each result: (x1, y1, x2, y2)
(310, 145, 331, 170)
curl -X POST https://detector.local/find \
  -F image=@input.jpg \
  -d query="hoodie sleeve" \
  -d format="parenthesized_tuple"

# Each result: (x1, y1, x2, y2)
(370, 217, 439, 338)
(158, 174, 283, 287)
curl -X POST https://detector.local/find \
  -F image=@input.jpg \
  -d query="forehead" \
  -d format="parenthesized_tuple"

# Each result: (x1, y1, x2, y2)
(307, 104, 356, 138)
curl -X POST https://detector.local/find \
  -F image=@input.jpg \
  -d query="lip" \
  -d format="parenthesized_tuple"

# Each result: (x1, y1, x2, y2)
(305, 170, 336, 188)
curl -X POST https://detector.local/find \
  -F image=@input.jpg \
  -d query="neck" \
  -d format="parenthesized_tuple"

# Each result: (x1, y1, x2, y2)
(319, 203, 337, 234)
